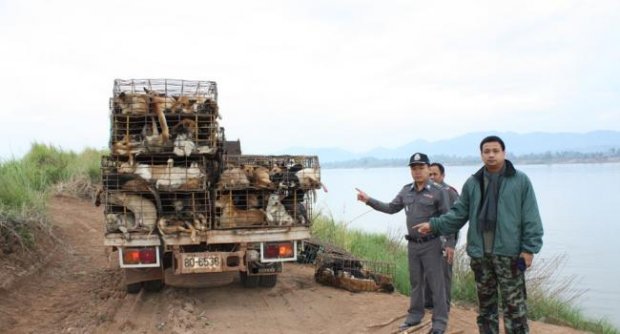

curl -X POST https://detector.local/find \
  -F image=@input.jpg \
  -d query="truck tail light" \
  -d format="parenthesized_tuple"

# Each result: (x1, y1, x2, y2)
(123, 249, 141, 264)
(120, 247, 160, 268)
(261, 242, 296, 262)
(140, 248, 157, 264)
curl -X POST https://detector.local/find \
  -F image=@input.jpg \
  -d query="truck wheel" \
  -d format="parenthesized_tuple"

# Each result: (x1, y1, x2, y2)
(259, 274, 278, 288)
(240, 271, 259, 288)
(126, 282, 142, 294)
(143, 280, 164, 292)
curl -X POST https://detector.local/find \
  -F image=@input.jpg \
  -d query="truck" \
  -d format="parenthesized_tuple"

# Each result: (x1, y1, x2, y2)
(99, 79, 321, 292)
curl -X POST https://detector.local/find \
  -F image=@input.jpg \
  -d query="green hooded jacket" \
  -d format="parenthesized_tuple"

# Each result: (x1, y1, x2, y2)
(429, 160, 543, 258)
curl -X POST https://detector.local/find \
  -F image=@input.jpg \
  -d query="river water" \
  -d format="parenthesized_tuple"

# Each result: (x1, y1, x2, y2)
(315, 162, 620, 328)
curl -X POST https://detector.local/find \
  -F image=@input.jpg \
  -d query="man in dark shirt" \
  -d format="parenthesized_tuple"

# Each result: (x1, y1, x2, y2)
(425, 162, 460, 310)
(356, 153, 450, 334)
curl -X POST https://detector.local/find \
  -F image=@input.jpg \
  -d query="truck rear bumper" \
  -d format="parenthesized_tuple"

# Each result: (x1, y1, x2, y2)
(105, 227, 310, 247)
(162, 226, 311, 245)
(104, 234, 161, 247)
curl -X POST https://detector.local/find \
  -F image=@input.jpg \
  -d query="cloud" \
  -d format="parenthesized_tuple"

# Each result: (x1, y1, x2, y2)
(1, 0, 619, 158)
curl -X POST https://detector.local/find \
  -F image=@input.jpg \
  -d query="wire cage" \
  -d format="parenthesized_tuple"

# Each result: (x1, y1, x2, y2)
(109, 112, 220, 157)
(219, 154, 323, 191)
(103, 188, 211, 237)
(314, 252, 395, 293)
(109, 81, 218, 116)
(103, 190, 159, 234)
(157, 191, 211, 235)
(101, 155, 214, 192)
(112, 78, 217, 103)
(213, 188, 311, 229)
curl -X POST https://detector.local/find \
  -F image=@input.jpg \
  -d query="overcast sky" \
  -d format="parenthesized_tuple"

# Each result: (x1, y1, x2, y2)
(1, 0, 618, 159)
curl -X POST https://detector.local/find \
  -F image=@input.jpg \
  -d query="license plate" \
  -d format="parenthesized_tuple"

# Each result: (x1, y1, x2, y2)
(181, 254, 221, 272)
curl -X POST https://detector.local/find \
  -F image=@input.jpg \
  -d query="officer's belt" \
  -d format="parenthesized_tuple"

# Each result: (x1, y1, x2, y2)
(405, 234, 438, 243)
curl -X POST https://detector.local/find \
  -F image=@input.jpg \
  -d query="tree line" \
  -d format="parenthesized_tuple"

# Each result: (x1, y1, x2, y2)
(322, 148, 620, 169)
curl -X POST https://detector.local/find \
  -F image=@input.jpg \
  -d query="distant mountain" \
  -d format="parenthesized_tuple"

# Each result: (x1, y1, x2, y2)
(275, 131, 620, 163)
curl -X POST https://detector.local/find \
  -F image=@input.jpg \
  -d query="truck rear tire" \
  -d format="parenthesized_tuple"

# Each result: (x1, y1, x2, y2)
(240, 271, 259, 288)
(259, 274, 278, 288)
(143, 279, 164, 292)
(126, 282, 142, 294)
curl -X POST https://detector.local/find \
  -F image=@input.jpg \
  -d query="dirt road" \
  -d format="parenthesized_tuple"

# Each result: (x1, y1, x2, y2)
(0, 195, 587, 334)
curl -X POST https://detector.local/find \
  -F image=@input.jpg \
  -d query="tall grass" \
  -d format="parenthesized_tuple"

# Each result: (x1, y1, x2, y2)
(310, 215, 619, 334)
(0, 143, 103, 253)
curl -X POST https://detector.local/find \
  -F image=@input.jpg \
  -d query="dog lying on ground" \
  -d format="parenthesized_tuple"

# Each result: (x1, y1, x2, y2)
(265, 193, 295, 226)
(216, 195, 265, 227)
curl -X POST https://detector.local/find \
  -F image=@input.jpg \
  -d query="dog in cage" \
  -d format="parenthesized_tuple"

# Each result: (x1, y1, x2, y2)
(243, 164, 272, 188)
(167, 95, 203, 114)
(296, 167, 327, 192)
(157, 217, 197, 242)
(144, 88, 175, 114)
(280, 189, 310, 225)
(269, 165, 299, 189)
(107, 193, 157, 233)
(315, 257, 395, 293)
(142, 116, 170, 153)
(172, 119, 198, 156)
(112, 134, 144, 164)
(216, 195, 266, 227)
(265, 193, 295, 226)
(195, 97, 220, 119)
(218, 167, 251, 188)
(118, 158, 204, 190)
(113, 92, 149, 114)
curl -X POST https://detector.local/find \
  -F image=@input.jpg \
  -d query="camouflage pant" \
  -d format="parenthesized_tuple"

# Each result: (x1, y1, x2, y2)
(470, 255, 528, 334)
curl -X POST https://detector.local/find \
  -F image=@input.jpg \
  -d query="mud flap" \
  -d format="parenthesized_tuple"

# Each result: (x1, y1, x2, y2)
(124, 267, 164, 285)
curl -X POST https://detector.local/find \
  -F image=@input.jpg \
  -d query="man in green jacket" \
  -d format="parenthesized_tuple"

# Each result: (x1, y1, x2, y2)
(417, 135, 543, 334)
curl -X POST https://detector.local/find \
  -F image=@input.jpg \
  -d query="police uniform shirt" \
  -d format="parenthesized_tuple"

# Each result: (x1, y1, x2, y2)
(366, 180, 451, 238)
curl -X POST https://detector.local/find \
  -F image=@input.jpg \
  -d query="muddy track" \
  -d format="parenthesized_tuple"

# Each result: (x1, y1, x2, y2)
(0, 195, 587, 334)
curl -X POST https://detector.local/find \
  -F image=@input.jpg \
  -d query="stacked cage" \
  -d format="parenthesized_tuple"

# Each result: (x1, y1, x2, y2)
(214, 155, 322, 229)
(102, 79, 221, 240)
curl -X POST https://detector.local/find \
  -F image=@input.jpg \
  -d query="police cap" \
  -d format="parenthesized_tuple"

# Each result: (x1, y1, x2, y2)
(408, 152, 430, 166)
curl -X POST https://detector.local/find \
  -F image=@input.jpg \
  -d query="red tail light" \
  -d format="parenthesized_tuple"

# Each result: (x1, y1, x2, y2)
(263, 242, 295, 260)
(140, 248, 157, 264)
(265, 244, 279, 258)
(121, 247, 159, 267)
(123, 249, 141, 264)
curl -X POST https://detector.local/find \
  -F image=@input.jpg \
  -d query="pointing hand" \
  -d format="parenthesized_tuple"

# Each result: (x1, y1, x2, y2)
(355, 188, 369, 203)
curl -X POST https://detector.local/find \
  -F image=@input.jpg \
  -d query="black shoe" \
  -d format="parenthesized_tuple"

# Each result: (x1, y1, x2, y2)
(399, 320, 421, 331)
(429, 329, 445, 334)
(424, 303, 434, 310)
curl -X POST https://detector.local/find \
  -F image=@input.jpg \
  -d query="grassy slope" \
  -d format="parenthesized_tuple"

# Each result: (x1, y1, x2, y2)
(310, 215, 619, 334)
(0, 143, 101, 252)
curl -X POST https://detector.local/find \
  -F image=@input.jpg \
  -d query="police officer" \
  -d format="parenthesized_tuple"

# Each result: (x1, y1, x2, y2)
(356, 153, 450, 334)
(425, 162, 459, 310)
